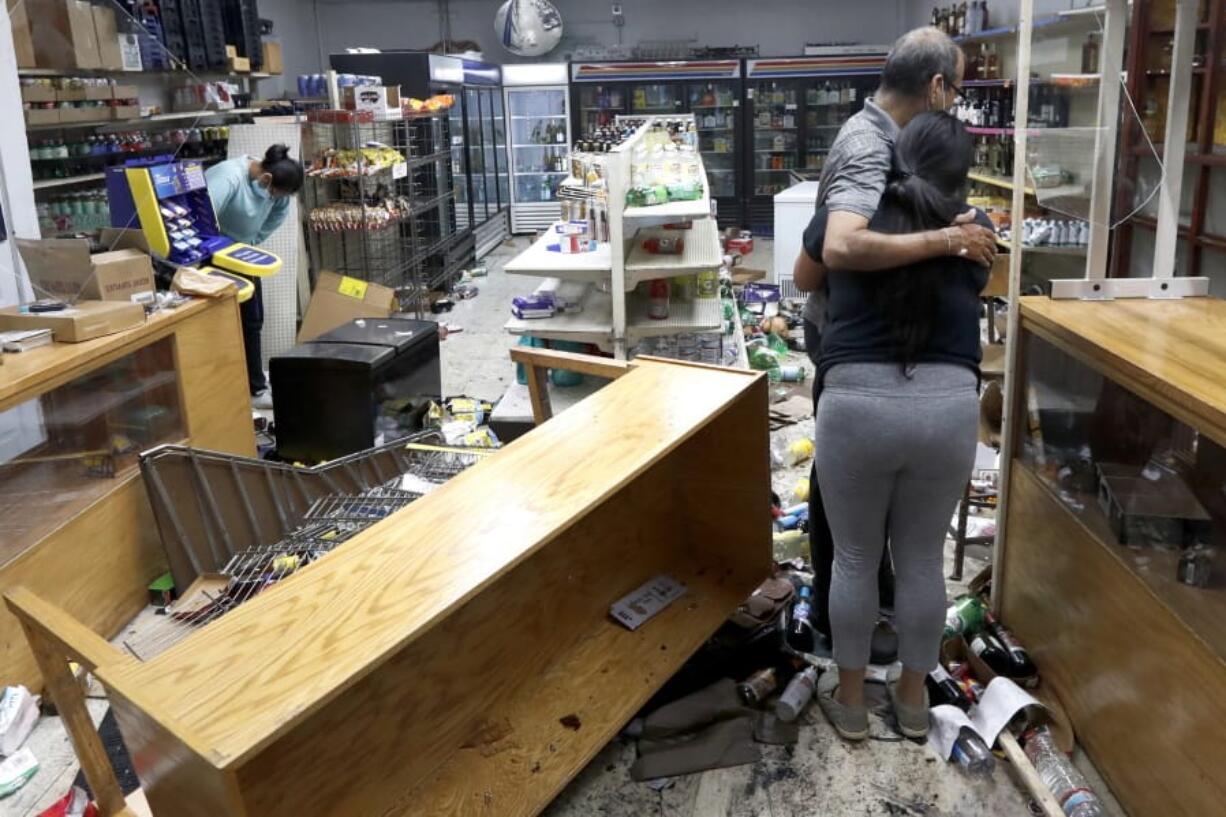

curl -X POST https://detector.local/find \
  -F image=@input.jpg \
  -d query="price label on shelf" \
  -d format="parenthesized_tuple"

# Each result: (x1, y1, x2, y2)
(392, 162, 408, 179)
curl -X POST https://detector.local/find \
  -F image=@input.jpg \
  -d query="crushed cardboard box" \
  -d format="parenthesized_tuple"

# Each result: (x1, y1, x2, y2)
(298, 271, 397, 343)
(17, 237, 155, 305)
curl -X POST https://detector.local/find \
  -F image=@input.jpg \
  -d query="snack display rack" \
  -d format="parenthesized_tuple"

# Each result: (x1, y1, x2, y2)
(301, 109, 459, 315)
(503, 114, 729, 360)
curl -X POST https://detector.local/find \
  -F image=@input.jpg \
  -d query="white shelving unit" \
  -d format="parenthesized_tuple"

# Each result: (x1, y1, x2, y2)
(503, 222, 613, 282)
(623, 218, 722, 290)
(502, 114, 726, 360)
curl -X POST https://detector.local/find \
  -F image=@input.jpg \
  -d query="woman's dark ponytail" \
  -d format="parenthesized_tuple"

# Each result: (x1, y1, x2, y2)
(872, 112, 976, 367)
(261, 144, 304, 195)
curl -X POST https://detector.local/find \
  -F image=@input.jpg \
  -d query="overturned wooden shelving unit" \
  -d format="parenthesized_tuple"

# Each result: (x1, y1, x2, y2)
(8, 354, 770, 817)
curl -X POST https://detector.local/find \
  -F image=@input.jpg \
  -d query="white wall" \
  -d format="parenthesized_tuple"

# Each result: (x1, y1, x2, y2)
(261, 0, 919, 93)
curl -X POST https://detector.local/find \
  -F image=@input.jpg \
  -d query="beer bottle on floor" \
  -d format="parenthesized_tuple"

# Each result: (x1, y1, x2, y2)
(970, 632, 1013, 676)
(985, 611, 1038, 679)
(927, 664, 972, 712)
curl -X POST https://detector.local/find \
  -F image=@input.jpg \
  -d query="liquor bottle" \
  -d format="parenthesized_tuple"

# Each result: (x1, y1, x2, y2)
(1082, 32, 1101, 74)
(787, 584, 817, 653)
(970, 632, 1013, 676)
(927, 664, 973, 711)
(985, 611, 1038, 678)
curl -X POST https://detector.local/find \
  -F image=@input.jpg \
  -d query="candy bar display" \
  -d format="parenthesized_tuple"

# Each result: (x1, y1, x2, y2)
(308, 198, 412, 233)
(306, 145, 405, 179)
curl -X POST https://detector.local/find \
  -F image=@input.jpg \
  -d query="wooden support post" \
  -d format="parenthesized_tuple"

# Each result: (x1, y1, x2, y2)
(509, 347, 634, 426)
(5, 588, 131, 817)
(1152, 0, 1199, 278)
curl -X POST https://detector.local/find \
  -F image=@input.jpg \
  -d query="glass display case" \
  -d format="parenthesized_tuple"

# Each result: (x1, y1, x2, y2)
(576, 83, 626, 135)
(998, 296, 1226, 817)
(689, 82, 738, 199)
(1017, 330, 1225, 648)
(0, 337, 185, 566)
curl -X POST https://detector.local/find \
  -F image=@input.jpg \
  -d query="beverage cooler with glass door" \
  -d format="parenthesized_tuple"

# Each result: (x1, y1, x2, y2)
(503, 63, 571, 233)
(569, 60, 746, 228)
(744, 53, 886, 234)
(458, 59, 511, 258)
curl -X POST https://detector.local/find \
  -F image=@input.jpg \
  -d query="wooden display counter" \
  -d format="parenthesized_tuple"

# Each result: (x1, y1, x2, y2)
(999, 296, 1226, 817)
(0, 294, 254, 691)
(7, 356, 769, 817)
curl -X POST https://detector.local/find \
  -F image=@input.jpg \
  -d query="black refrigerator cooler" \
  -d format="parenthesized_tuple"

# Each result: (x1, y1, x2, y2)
(270, 318, 442, 463)
(569, 59, 746, 229)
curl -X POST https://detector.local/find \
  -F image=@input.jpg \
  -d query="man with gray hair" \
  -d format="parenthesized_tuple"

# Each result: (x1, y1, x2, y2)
(793, 26, 997, 663)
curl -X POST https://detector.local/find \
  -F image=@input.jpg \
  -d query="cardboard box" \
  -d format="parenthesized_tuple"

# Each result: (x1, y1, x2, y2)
(56, 87, 88, 102)
(229, 56, 251, 73)
(16, 238, 156, 304)
(111, 84, 139, 101)
(0, 301, 145, 343)
(92, 4, 124, 70)
(58, 105, 109, 124)
(24, 108, 61, 126)
(111, 105, 140, 121)
(20, 85, 56, 104)
(28, 0, 102, 70)
(8, 0, 35, 68)
(343, 85, 402, 118)
(297, 272, 397, 343)
(262, 41, 283, 75)
(225, 45, 238, 59)
(86, 83, 114, 101)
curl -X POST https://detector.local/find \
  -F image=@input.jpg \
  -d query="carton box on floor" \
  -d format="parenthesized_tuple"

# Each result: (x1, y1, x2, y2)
(0, 301, 145, 343)
(297, 272, 397, 343)
(16, 238, 156, 304)
(28, 0, 102, 70)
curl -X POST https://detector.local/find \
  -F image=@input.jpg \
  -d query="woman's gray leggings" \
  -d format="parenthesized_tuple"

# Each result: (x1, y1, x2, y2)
(815, 362, 979, 672)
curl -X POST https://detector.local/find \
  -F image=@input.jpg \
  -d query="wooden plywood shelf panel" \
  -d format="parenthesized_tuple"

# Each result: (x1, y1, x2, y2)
(16, 357, 772, 817)
(1000, 464, 1226, 817)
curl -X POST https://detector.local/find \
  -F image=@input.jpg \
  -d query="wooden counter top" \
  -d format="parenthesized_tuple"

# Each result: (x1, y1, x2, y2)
(1020, 295, 1226, 448)
(96, 358, 762, 767)
(0, 296, 217, 412)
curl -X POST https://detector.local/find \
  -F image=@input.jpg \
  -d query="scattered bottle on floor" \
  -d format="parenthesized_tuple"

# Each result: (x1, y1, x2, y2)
(737, 667, 778, 705)
(786, 584, 816, 653)
(985, 610, 1038, 679)
(1024, 727, 1106, 817)
(944, 594, 987, 638)
(776, 666, 818, 722)
(927, 664, 973, 712)
(951, 726, 996, 776)
(969, 631, 1013, 676)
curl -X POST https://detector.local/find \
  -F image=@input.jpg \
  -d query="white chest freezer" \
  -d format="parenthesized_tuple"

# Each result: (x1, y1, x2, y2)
(773, 181, 820, 294)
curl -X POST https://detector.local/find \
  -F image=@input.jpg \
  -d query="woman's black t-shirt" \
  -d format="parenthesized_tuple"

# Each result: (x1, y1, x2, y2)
(803, 206, 992, 384)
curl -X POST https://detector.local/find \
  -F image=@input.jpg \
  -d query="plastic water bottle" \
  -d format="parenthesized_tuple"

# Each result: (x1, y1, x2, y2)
(1024, 727, 1106, 816)
(776, 667, 818, 722)
(951, 727, 996, 776)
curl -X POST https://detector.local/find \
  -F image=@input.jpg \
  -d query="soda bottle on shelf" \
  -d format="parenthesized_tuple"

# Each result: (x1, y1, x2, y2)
(951, 727, 995, 776)
(786, 584, 816, 653)
(1024, 727, 1106, 816)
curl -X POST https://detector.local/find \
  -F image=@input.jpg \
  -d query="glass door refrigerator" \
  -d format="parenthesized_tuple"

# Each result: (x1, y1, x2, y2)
(569, 60, 745, 227)
(503, 64, 571, 234)
(744, 53, 886, 234)
(458, 59, 510, 259)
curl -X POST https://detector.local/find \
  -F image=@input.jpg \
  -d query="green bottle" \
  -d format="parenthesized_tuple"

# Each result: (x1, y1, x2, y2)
(944, 595, 987, 639)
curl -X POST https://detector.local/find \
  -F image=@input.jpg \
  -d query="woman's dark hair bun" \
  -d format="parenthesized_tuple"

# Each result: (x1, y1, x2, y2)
(260, 143, 304, 195)
(264, 144, 290, 164)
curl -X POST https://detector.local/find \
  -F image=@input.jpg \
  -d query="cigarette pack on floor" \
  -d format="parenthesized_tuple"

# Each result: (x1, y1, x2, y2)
(0, 686, 39, 756)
